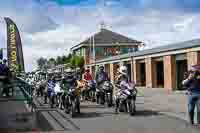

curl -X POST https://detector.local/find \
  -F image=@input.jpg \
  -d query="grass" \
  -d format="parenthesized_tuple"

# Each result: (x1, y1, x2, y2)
(137, 89, 144, 97)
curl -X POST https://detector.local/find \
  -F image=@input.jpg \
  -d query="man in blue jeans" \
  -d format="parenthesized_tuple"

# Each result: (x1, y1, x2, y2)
(182, 65, 200, 126)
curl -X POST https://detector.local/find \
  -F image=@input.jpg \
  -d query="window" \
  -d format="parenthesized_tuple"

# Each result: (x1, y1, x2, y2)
(121, 47, 129, 54)
(95, 47, 104, 56)
(107, 47, 115, 56)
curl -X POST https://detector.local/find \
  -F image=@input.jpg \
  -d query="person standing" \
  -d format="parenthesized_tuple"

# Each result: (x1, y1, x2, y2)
(83, 68, 94, 101)
(0, 59, 10, 97)
(182, 65, 200, 126)
(83, 68, 93, 81)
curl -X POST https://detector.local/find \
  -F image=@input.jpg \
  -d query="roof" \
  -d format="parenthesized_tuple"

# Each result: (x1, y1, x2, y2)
(89, 39, 200, 64)
(71, 28, 141, 51)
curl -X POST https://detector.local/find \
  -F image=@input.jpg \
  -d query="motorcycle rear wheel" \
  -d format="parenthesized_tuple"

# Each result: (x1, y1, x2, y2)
(106, 93, 112, 107)
(76, 97, 80, 114)
(70, 101, 76, 118)
(129, 99, 136, 116)
(64, 97, 70, 114)
(50, 95, 55, 108)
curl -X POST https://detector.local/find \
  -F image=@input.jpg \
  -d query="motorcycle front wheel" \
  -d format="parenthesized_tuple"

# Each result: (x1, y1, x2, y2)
(64, 96, 70, 114)
(76, 97, 80, 114)
(128, 99, 136, 116)
(99, 91, 105, 105)
(70, 100, 76, 118)
(50, 95, 55, 108)
(106, 92, 113, 107)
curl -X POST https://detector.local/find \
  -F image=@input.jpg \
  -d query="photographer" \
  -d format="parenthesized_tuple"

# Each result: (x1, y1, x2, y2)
(182, 65, 200, 126)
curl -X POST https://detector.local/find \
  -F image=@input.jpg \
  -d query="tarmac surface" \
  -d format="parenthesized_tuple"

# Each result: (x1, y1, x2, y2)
(32, 96, 200, 133)
(0, 88, 200, 133)
(60, 99, 199, 133)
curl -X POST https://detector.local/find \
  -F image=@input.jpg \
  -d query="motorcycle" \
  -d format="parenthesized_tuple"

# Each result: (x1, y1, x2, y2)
(54, 82, 64, 108)
(115, 81, 137, 116)
(83, 80, 96, 102)
(49, 90, 56, 108)
(96, 80, 113, 107)
(49, 81, 62, 108)
(64, 85, 81, 117)
(36, 80, 46, 97)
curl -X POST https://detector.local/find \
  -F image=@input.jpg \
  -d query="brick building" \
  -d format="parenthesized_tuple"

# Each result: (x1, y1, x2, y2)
(71, 28, 142, 65)
(85, 39, 200, 91)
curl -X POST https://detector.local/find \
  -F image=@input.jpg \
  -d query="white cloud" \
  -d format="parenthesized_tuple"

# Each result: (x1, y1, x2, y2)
(0, 0, 200, 71)
(174, 16, 196, 32)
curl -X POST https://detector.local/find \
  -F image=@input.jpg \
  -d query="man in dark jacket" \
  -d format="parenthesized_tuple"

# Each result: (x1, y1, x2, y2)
(95, 65, 109, 104)
(182, 65, 200, 126)
(0, 59, 10, 97)
(95, 65, 109, 86)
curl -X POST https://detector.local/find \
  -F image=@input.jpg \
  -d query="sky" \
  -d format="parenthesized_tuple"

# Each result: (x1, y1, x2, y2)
(0, 0, 200, 72)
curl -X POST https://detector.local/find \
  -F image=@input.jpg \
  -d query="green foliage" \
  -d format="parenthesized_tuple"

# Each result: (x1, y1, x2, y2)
(70, 55, 85, 69)
(76, 56, 85, 68)
(70, 55, 76, 67)
(37, 57, 47, 69)
(67, 54, 72, 61)
(49, 58, 56, 64)
(56, 56, 63, 65)
(37, 54, 85, 71)
(48, 58, 56, 67)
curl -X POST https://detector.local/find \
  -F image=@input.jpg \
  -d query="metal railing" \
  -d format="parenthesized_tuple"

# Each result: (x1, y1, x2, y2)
(15, 77, 33, 104)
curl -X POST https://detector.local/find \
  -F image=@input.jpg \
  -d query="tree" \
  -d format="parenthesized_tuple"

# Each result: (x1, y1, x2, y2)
(70, 55, 76, 67)
(49, 58, 56, 63)
(76, 56, 85, 69)
(48, 58, 56, 67)
(37, 57, 47, 69)
(61, 55, 68, 64)
(56, 56, 63, 65)
(70, 55, 85, 70)
(66, 54, 72, 61)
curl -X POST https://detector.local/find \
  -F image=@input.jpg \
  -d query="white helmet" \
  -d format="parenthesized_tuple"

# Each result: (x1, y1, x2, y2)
(64, 68, 72, 73)
(119, 66, 128, 75)
(54, 69, 60, 73)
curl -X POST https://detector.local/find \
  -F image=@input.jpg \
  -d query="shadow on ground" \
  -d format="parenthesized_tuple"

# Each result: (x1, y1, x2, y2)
(81, 104, 106, 109)
(73, 112, 102, 119)
(133, 110, 160, 117)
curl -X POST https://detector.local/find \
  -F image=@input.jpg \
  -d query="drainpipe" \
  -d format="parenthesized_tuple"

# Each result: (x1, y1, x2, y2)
(92, 35, 96, 76)
(131, 55, 134, 82)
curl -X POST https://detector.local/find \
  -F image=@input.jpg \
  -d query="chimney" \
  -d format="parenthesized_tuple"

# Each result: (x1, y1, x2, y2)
(100, 21, 106, 31)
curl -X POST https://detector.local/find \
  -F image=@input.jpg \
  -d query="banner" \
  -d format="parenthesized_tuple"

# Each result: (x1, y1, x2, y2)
(4, 17, 25, 72)
(0, 48, 3, 60)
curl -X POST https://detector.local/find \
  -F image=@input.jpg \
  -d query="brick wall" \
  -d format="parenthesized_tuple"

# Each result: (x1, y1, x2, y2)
(187, 51, 200, 70)
(145, 58, 156, 88)
(164, 55, 176, 91)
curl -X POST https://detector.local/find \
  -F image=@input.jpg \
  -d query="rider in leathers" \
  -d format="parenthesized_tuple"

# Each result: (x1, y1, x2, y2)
(95, 65, 111, 104)
(115, 65, 130, 112)
(61, 68, 77, 110)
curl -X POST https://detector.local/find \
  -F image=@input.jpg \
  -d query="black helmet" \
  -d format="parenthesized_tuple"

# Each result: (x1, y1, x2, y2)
(99, 65, 104, 70)
(3, 59, 7, 63)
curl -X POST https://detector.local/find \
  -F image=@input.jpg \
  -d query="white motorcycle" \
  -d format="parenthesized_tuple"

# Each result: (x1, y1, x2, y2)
(49, 82, 63, 108)
(115, 81, 137, 116)
(96, 80, 113, 107)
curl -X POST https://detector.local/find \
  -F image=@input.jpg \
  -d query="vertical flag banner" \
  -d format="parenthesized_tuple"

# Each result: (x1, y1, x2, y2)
(4, 17, 25, 72)
(0, 48, 3, 60)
